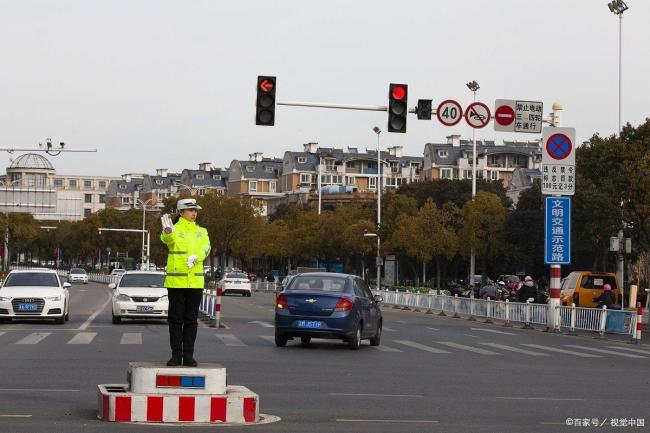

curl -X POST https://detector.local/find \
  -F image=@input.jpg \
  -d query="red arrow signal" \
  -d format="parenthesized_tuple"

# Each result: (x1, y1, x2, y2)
(260, 79, 274, 92)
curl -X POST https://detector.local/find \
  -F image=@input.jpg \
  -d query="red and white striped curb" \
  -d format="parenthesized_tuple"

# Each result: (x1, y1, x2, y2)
(98, 385, 258, 423)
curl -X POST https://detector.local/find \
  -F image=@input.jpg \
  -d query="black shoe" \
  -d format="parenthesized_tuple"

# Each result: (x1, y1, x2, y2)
(183, 356, 198, 367)
(166, 356, 182, 367)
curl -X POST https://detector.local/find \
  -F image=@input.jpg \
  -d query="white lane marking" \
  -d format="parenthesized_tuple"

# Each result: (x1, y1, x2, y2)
(464, 334, 479, 338)
(382, 327, 397, 332)
(16, 333, 50, 345)
(497, 397, 584, 401)
(0, 388, 79, 392)
(436, 341, 501, 355)
(426, 327, 439, 331)
(605, 345, 650, 355)
(216, 334, 246, 347)
(0, 415, 32, 418)
(481, 343, 550, 357)
(393, 340, 450, 354)
(565, 345, 647, 359)
(67, 332, 97, 345)
(0, 332, 5, 337)
(248, 321, 273, 328)
(329, 393, 421, 398)
(336, 419, 438, 424)
(370, 345, 402, 353)
(120, 333, 142, 345)
(523, 344, 602, 358)
(470, 328, 516, 335)
(77, 290, 113, 331)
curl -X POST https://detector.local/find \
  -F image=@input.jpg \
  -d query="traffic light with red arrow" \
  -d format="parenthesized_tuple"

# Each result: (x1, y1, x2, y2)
(388, 83, 408, 133)
(256, 76, 276, 126)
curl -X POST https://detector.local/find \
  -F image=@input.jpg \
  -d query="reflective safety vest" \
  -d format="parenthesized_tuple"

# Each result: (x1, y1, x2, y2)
(161, 217, 211, 289)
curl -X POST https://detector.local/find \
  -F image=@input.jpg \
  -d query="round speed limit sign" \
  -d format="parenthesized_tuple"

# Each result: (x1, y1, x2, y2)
(436, 100, 463, 126)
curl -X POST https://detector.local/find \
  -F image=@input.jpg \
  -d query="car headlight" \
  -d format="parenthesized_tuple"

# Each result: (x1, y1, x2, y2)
(0, 296, 11, 302)
(44, 295, 61, 301)
(116, 294, 132, 302)
(159, 295, 168, 301)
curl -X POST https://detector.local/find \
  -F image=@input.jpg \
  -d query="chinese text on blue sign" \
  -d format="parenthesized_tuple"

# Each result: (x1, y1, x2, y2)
(545, 197, 571, 264)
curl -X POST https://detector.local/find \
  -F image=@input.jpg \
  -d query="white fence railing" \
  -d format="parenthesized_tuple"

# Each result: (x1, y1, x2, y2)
(373, 289, 638, 337)
(251, 281, 281, 292)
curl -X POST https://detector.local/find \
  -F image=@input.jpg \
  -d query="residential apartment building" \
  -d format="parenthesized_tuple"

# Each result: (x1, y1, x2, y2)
(105, 173, 146, 210)
(423, 134, 542, 188)
(227, 153, 283, 216)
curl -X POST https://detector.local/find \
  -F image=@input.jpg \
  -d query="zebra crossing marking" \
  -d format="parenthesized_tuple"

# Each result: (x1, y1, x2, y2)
(216, 334, 246, 347)
(435, 341, 501, 355)
(522, 344, 601, 358)
(480, 343, 550, 357)
(605, 345, 650, 355)
(67, 332, 97, 345)
(16, 333, 50, 345)
(370, 345, 403, 352)
(393, 340, 450, 354)
(120, 333, 142, 345)
(565, 345, 647, 359)
(470, 328, 517, 335)
(382, 327, 397, 332)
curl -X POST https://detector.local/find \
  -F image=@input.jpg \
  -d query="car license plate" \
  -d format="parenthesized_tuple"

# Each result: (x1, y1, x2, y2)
(18, 303, 38, 312)
(136, 306, 154, 313)
(296, 320, 323, 329)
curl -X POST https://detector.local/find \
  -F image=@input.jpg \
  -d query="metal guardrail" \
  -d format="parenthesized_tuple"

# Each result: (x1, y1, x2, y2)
(372, 289, 638, 337)
(251, 281, 281, 292)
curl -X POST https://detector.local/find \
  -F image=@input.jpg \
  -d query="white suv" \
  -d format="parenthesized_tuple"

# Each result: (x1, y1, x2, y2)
(0, 269, 71, 324)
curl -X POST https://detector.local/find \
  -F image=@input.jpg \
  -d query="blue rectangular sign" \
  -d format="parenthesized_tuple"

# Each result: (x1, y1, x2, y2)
(545, 196, 571, 264)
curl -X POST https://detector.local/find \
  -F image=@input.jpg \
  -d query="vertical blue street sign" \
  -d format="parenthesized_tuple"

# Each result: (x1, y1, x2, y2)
(545, 196, 571, 264)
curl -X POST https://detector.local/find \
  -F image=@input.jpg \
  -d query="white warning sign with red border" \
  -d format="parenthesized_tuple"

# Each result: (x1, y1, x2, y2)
(494, 99, 543, 133)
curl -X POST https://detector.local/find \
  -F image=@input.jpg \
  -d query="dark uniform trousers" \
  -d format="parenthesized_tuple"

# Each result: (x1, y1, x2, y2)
(167, 288, 203, 357)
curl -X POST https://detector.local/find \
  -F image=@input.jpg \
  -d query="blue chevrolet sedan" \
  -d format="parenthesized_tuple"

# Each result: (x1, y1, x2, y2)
(274, 273, 383, 350)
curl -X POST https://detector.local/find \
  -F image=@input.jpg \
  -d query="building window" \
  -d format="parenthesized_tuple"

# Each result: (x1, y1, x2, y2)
(489, 170, 499, 181)
(325, 159, 336, 171)
(84, 194, 93, 203)
(196, 174, 204, 180)
(119, 184, 127, 190)
(156, 180, 164, 185)
(368, 177, 377, 189)
(300, 173, 311, 184)
(84, 209, 92, 218)
(246, 165, 255, 173)
(248, 180, 257, 192)
(346, 161, 356, 168)
(385, 177, 397, 187)
(320, 175, 342, 185)
(440, 168, 452, 179)
(98, 180, 106, 189)
(463, 170, 473, 179)
(270, 181, 277, 193)
(198, 189, 205, 196)
(84, 180, 92, 188)
(265, 166, 274, 173)
(390, 161, 400, 173)
(438, 150, 448, 158)
(212, 174, 221, 180)
(346, 176, 355, 186)
(297, 157, 307, 164)
(121, 197, 131, 205)
(53, 178, 64, 187)
(99, 194, 106, 204)
(69, 179, 77, 188)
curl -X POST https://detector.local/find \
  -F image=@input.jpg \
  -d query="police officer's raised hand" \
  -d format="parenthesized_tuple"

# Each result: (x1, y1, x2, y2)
(161, 214, 174, 234)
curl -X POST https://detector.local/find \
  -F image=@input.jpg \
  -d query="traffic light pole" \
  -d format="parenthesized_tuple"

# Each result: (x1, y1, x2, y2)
(277, 100, 423, 115)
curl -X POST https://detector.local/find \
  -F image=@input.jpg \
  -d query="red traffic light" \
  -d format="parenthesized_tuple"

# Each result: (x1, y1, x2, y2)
(391, 86, 406, 101)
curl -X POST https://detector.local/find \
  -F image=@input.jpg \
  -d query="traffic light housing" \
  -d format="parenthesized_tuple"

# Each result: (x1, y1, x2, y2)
(388, 83, 408, 133)
(256, 76, 276, 126)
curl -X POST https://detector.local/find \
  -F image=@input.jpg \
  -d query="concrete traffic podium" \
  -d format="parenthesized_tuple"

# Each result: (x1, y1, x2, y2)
(98, 362, 259, 424)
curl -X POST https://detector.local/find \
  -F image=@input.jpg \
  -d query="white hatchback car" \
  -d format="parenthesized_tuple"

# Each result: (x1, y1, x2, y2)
(68, 268, 89, 284)
(0, 269, 71, 324)
(220, 272, 252, 297)
(110, 271, 168, 324)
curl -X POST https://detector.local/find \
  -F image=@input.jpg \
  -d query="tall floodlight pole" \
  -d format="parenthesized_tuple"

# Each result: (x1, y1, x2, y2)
(135, 198, 154, 269)
(466, 80, 480, 287)
(373, 126, 382, 291)
(608, 0, 629, 300)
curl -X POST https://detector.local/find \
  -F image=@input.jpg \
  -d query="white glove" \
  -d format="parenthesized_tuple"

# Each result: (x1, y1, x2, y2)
(187, 254, 199, 268)
(161, 214, 174, 234)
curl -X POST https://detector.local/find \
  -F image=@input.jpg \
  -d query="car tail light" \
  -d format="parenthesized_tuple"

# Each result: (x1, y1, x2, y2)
(334, 297, 353, 312)
(276, 294, 288, 309)
(244, 280, 250, 284)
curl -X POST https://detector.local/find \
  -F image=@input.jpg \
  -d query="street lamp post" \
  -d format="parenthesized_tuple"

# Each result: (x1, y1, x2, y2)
(608, 0, 629, 297)
(466, 80, 480, 286)
(135, 198, 154, 269)
(364, 232, 380, 291)
(372, 126, 382, 291)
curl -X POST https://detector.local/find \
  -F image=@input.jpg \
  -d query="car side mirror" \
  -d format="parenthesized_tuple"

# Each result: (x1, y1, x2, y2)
(63, 282, 72, 289)
(108, 283, 116, 290)
(374, 295, 384, 303)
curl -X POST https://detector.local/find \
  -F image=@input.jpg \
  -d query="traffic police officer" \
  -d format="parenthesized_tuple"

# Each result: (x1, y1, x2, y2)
(160, 198, 210, 366)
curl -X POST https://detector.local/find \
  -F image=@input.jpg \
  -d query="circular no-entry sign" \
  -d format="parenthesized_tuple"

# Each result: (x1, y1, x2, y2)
(465, 102, 491, 128)
(546, 133, 573, 160)
(436, 100, 463, 126)
(495, 105, 515, 126)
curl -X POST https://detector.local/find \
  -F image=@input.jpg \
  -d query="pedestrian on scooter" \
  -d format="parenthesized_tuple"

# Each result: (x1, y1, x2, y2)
(518, 276, 537, 303)
(593, 283, 616, 309)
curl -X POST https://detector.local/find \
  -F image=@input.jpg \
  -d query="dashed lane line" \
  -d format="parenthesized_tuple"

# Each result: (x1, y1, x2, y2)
(522, 344, 601, 358)
(393, 340, 450, 354)
(470, 328, 517, 335)
(370, 345, 402, 352)
(120, 333, 142, 345)
(480, 343, 550, 357)
(15, 333, 50, 345)
(564, 345, 647, 359)
(605, 345, 650, 355)
(382, 327, 397, 332)
(435, 341, 501, 355)
(67, 332, 97, 345)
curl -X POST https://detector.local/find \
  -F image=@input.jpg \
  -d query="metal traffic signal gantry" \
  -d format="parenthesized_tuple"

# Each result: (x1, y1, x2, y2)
(255, 76, 276, 126)
(387, 83, 408, 133)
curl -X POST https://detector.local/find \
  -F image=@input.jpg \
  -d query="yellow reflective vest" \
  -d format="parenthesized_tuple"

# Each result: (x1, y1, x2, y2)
(161, 216, 211, 289)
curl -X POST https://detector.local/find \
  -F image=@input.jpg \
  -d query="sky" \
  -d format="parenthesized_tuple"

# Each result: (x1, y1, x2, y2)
(0, 0, 648, 177)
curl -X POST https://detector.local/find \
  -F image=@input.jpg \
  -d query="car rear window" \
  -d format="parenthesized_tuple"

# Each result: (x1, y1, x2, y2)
(4, 272, 59, 287)
(70, 268, 86, 274)
(225, 273, 248, 279)
(580, 275, 617, 290)
(119, 274, 166, 288)
(287, 276, 347, 292)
